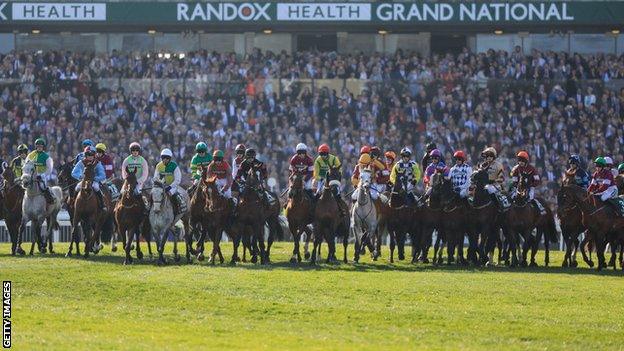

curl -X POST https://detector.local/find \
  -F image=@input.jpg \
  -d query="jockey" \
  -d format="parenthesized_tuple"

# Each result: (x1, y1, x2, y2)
(75, 139, 95, 164)
(479, 146, 509, 210)
(190, 142, 213, 185)
(351, 153, 381, 201)
(72, 146, 107, 211)
(605, 156, 618, 178)
(0, 149, 6, 175)
(153, 148, 186, 215)
(448, 150, 472, 199)
(95, 143, 115, 179)
(288, 143, 314, 198)
(235, 148, 273, 206)
(382, 151, 397, 191)
(26, 138, 55, 204)
(588, 157, 618, 202)
(359, 145, 371, 156)
(369, 147, 388, 197)
(423, 149, 449, 193)
(510, 151, 546, 214)
(10, 144, 29, 178)
(206, 150, 234, 203)
(121, 142, 149, 196)
(565, 154, 590, 189)
(421, 142, 444, 172)
(619, 163, 624, 176)
(313, 144, 342, 195)
(231, 144, 246, 197)
(389, 147, 422, 204)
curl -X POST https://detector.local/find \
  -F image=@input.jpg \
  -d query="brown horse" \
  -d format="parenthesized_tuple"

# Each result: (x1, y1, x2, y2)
(114, 167, 148, 265)
(201, 176, 236, 265)
(66, 162, 112, 258)
(558, 184, 624, 270)
(189, 167, 210, 261)
(468, 167, 502, 266)
(311, 177, 339, 264)
(557, 172, 588, 268)
(1, 167, 24, 255)
(387, 179, 415, 263)
(505, 173, 539, 267)
(236, 168, 271, 264)
(286, 173, 314, 263)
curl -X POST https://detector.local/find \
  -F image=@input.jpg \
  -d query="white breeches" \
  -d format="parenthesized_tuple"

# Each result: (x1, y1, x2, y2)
(597, 186, 618, 201)
(216, 178, 232, 198)
(484, 184, 500, 194)
(76, 181, 101, 192)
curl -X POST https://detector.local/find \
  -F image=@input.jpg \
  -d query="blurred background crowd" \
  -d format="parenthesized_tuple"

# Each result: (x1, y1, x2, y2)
(1, 47, 623, 207)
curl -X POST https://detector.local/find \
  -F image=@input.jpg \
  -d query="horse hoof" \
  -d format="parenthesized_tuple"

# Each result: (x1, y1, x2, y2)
(289, 257, 297, 264)
(174, 255, 181, 263)
(570, 261, 578, 268)
(343, 259, 348, 264)
(520, 261, 527, 268)
(529, 261, 538, 268)
(123, 258, 132, 265)
(562, 261, 569, 268)
(65, 252, 72, 257)
(544, 261, 549, 267)
(421, 258, 429, 264)
(136, 251, 144, 260)
(197, 253, 205, 261)
(229, 260, 237, 266)
(587, 260, 594, 268)
(83, 254, 89, 259)
(49, 250, 55, 254)
(17, 248, 25, 256)
(398, 254, 405, 261)
(111, 246, 118, 253)
(251, 256, 258, 264)
(304, 252, 311, 260)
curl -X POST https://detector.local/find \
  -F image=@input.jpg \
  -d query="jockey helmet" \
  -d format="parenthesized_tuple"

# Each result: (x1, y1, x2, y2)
(359, 154, 371, 165)
(317, 144, 330, 154)
(245, 148, 256, 158)
(195, 142, 208, 153)
(429, 149, 442, 158)
(426, 142, 437, 152)
(384, 151, 396, 161)
(17, 144, 29, 153)
(160, 148, 173, 159)
(605, 156, 614, 166)
(568, 154, 580, 165)
(360, 145, 371, 155)
(35, 138, 46, 147)
(129, 142, 141, 152)
(82, 139, 94, 147)
(453, 150, 466, 161)
(594, 157, 606, 167)
(370, 146, 381, 158)
(96, 143, 107, 152)
(213, 150, 224, 159)
(618, 163, 624, 174)
(481, 147, 497, 158)
(235, 144, 246, 154)
(516, 151, 529, 162)
(84, 146, 96, 156)
(296, 143, 308, 152)
(400, 147, 412, 157)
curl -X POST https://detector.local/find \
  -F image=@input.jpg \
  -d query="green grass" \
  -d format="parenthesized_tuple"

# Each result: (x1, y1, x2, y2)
(1, 242, 623, 350)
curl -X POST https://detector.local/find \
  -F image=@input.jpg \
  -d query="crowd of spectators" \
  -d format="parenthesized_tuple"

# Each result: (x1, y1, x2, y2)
(1, 47, 623, 206)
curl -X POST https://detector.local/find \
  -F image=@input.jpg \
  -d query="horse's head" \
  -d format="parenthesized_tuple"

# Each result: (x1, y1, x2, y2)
(122, 166, 138, 197)
(359, 168, 372, 189)
(390, 178, 407, 207)
(2, 166, 16, 185)
(81, 162, 96, 193)
(57, 162, 73, 187)
(289, 173, 304, 198)
(150, 182, 166, 213)
(20, 160, 36, 189)
(558, 184, 584, 212)
(562, 169, 576, 186)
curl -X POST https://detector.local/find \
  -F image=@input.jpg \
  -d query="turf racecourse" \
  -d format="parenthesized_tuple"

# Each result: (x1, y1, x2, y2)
(1, 243, 623, 350)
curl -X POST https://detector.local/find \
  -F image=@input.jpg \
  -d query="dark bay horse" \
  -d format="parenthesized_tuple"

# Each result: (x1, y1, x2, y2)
(557, 172, 588, 268)
(201, 176, 236, 265)
(66, 162, 111, 258)
(429, 171, 471, 265)
(468, 168, 501, 266)
(558, 184, 624, 270)
(114, 167, 149, 265)
(387, 179, 414, 263)
(189, 167, 210, 261)
(1, 167, 24, 255)
(312, 177, 340, 264)
(286, 173, 314, 263)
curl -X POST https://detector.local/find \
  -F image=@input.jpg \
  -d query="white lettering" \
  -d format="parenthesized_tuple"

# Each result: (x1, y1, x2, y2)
(528, 3, 544, 21)
(476, 4, 493, 21)
(406, 4, 421, 21)
(511, 4, 527, 21)
(12, 3, 105, 21)
(459, 3, 476, 21)
(545, 3, 561, 20)
(190, 3, 206, 20)
(377, 3, 392, 21)
(439, 4, 453, 21)
(177, 3, 189, 21)
(562, 3, 574, 20)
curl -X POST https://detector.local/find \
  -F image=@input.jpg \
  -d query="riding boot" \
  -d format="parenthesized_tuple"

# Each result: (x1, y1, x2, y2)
(96, 190, 107, 211)
(305, 189, 315, 201)
(172, 193, 186, 216)
(187, 183, 197, 196)
(332, 192, 346, 217)
(532, 199, 546, 215)
(43, 187, 54, 204)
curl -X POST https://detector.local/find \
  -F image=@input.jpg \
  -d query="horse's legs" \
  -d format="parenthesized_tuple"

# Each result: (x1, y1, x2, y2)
(352, 227, 360, 263)
(28, 220, 38, 255)
(290, 225, 301, 264)
(447, 230, 456, 265)
(123, 226, 134, 265)
(594, 233, 607, 271)
(172, 227, 181, 263)
(579, 233, 594, 267)
(542, 229, 550, 267)
(157, 230, 167, 265)
(326, 232, 336, 263)
(230, 233, 241, 265)
(256, 225, 267, 265)
(561, 231, 571, 267)
(209, 228, 218, 265)
(342, 228, 349, 264)
(389, 230, 396, 263)
(529, 230, 540, 267)
(46, 215, 55, 254)
(570, 237, 579, 268)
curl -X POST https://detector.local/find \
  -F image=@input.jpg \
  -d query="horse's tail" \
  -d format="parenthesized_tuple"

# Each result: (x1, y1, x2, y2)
(544, 207, 559, 244)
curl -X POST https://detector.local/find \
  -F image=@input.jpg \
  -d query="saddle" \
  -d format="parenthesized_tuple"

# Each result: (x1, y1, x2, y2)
(105, 182, 120, 201)
(607, 196, 624, 217)
(494, 192, 511, 211)
(531, 198, 547, 215)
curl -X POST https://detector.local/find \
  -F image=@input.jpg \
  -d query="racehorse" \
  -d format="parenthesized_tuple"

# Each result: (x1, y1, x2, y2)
(201, 175, 236, 265)
(468, 167, 501, 266)
(114, 167, 150, 264)
(286, 173, 314, 263)
(387, 178, 415, 263)
(505, 172, 538, 267)
(189, 167, 210, 261)
(1, 166, 25, 255)
(350, 168, 378, 263)
(149, 181, 191, 265)
(66, 162, 111, 258)
(310, 174, 340, 264)
(558, 183, 624, 270)
(429, 171, 471, 265)
(236, 168, 271, 264)
(19, 160, 62, 255)
(557, 172, 588, 268)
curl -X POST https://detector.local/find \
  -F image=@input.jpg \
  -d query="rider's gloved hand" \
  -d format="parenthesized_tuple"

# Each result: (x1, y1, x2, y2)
(165, 186, 172, 192)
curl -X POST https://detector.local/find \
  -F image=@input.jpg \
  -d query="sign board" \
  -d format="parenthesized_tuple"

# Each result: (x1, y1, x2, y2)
(1, 1, 623, 26)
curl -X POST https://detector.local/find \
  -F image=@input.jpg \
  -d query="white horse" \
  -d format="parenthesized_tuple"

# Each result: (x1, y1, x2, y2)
(149, 182, 189, 265)
(350, 168, 378, 263)
(20, 160, 62, 255)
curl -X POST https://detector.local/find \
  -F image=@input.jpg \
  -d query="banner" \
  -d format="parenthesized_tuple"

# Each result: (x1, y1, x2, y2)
(0, 1, 623, 26)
